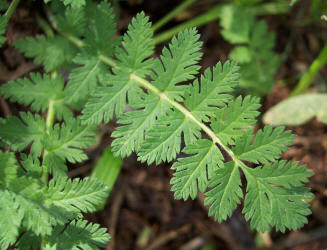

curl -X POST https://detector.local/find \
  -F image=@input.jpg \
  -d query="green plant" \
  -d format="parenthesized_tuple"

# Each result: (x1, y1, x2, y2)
(79, 7, 311, 232)
(219, 5, 280, 96)
(291, 44, 327, 96)
(0, 0, 314, 248)
(0, 1, 115, 249)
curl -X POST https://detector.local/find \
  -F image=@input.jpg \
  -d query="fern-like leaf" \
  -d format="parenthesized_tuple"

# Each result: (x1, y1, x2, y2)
(64, 52, 107, 104)
(82, 12, 154, 125)
(185, 61, 239, 122)
(243, 162, 313, 232)
(233, 126, 295, 164)
(205, 162, 243, 222)
(220, 6, 280, 95)
(211, 95, 261, 145)
(0, 190, 23, 249)
(44, 118, 96, 164)
(151, 28, 202, 102)
(171, 139, 224, 200)
(0, 73, 72, 120)
(109, 28, 202, 159)
(46, 177, 109, 213)
(137, 109, 200, 164)
(0, 112, 46, 157)
(45, 220, 110, 249)
(14, 35, 77, 72)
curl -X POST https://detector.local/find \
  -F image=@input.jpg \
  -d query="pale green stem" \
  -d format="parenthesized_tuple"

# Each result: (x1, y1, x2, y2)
(250, 2, 290, 15)
(4, 0, 20, 20)
(152, 0, 197, 32)
(35, 14, 54, 37)
(153, 2, 290, 44)
(291, 44, 327, 96)
(46, 99, 55, 132)
(41, 99, 55, 185)
(154, 5, 222, 44)
(45, 6, 85, 48)
(129, 73, 246, 169)
(99, 54, 120, 68)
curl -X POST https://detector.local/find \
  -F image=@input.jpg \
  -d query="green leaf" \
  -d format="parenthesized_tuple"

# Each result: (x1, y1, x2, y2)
(65, 53, 107, 104)
(0, 190, 23, 249)
(16, 231, 40, 250)
(80, 12, 313, 233)
(45, 220, 110, 249)
(46, 177, 109, 213)
(0, 151, 19, 187)
(44, 118, 96, 164)
(0, 112, 46, 157)
(14, 35, 77, 72)
(111, 94, 160, 157)
(111, 28, 203, 158)
(171, 139, 224, 200)
(152, 28, 202, 102)
(220, 6, 280, 96)
(263, 93, 327, 126)
(0, 73, 72, 120)
(114, 12, 154, 76)
(84, 1, 119, 56)
(82, 12, 154, 125)
(185, 61, 239, 122)
(2, 177, 70, 236)
(243, 162, 313, 232)
(205, 162, 243, 222)
(212, 95, 261, 145)
(91, 147, 122, 190)
(233, 126, 295, 164)
(229, 46, 252, 63)
(56, 5, 86, 37)
(220, 6, 254, 44)
(137, 109, 200, 165)
(20, 154, 43, 179)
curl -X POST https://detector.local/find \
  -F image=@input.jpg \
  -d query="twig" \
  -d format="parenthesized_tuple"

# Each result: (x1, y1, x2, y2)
(145, 224, 191, 250)
(179, 236, 206, 250)
(106, 184, 126, 250)
(0, 96, 11, 117)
